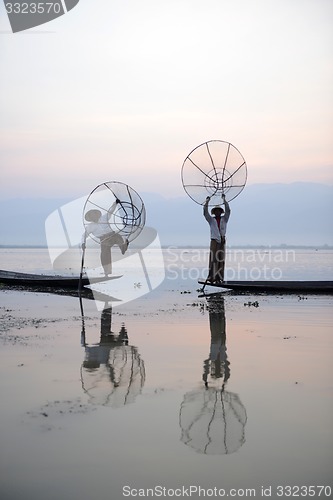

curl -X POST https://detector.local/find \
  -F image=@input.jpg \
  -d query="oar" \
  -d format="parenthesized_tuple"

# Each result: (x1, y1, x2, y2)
(79, 292, 86, 346)
(78, 232, 87, 291)
(200, 277, 212, 293)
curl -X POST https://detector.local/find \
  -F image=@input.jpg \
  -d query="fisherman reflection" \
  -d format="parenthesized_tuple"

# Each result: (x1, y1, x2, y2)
(179, 297, 247, 455)
(81, 301, 145, 408)
(203, 296, 230, 387)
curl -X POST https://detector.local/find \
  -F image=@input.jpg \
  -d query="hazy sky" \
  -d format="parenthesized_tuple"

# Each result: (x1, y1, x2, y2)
(1, 0, 332, 200)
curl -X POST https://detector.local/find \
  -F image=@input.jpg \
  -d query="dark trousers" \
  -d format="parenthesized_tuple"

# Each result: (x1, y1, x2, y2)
(100, 233, 128, 275)
(208, 237, 226, 281)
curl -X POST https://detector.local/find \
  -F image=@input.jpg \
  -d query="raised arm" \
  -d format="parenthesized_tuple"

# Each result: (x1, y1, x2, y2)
(222, 194, 231, 222)
(106, 199, 120, 220)
(203, 196, 212, 222)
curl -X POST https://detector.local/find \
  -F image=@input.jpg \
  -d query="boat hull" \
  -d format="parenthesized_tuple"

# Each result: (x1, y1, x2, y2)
(198, 280, 333, 294)
(0, 270, 120, 289)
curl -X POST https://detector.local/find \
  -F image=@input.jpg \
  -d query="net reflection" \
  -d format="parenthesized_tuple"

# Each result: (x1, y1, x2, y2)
(80, 302, 145, 408)
(179, 296, 247, 455)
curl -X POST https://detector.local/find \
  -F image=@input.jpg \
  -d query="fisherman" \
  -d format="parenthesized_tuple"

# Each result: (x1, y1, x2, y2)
(203, 194, 230, 283)
(82, 199, 128, 276)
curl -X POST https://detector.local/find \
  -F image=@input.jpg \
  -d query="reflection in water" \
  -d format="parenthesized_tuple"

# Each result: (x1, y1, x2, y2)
(180, 297, 247, 455)
(203, 296, 230, 388)
(80, 301, 145, 408)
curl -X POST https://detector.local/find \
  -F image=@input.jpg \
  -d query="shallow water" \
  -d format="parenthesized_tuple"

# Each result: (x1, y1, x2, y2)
(0, 284, 332, 500)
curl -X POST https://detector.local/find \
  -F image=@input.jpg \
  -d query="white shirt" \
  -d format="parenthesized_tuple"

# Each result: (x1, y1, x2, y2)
(203, 202, 230, 242)
(86, 213, 111, 239)
(83, 201, 117, 243)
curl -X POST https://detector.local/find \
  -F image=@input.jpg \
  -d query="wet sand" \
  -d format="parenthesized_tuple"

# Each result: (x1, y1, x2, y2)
(0, 284, 332, 500)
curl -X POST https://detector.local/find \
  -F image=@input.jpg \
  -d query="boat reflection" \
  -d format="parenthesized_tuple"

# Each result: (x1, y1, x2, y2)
(179, 296, 247, 455)
(80, 301, 145, 408)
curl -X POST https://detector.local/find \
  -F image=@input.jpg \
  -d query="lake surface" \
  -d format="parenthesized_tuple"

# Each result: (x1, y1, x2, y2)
(0, 248, 332, 499)
(1, 246, 333, 280)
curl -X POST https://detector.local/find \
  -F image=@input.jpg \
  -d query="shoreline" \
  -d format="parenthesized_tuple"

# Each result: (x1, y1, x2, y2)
(1, 244, 333, 249)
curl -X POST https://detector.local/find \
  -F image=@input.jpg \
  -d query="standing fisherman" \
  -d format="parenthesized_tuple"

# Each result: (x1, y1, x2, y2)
(82, 199, 128, 276)
(203, 194, 230, 283)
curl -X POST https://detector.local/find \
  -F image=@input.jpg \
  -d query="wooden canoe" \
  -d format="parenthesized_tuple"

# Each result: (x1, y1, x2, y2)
(0, 269, 121, 289)
(198, 279, 333, 294)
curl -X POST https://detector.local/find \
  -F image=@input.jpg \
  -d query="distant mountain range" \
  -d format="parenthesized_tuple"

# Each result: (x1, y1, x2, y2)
(0, 183, 332, 247)
(143, 182, 333, 247)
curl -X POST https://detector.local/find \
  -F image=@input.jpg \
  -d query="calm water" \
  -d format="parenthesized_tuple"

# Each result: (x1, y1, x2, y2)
(0, 248, 332, 500)
(1, 247, 333, 281)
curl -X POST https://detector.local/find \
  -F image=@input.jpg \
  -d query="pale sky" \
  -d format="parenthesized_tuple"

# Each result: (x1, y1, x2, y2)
(1, 0, 332, 200)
